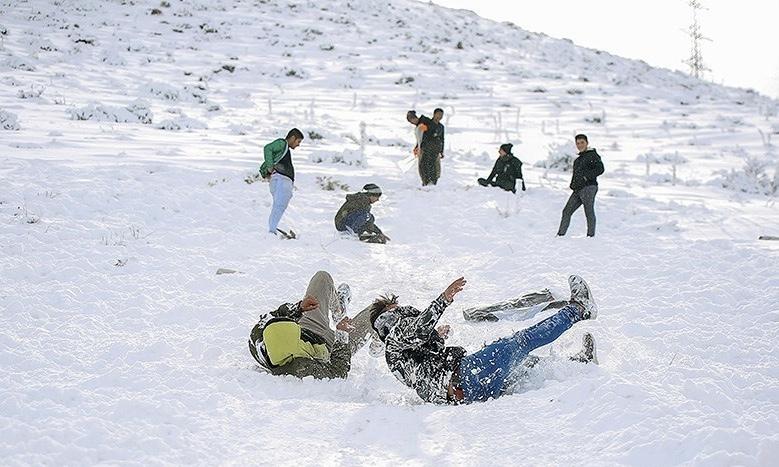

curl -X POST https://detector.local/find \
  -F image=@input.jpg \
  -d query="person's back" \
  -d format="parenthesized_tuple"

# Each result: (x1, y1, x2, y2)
(334, 192, 372, 231)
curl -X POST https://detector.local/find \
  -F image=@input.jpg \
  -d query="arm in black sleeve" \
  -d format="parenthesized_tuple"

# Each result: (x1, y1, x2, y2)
(270, 302, 303, 321)
(486, 160, 500, 183)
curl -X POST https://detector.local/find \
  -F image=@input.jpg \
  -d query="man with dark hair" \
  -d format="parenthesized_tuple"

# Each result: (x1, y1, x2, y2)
(406, 108, 445, 186)
(477, 143, 526, 193)
(334, 183, 390, 244)
(557, 134, 604, 237)
(248, 271, 374, 379)
(260, 128, 305, 236)
(369, 275, 598, 404)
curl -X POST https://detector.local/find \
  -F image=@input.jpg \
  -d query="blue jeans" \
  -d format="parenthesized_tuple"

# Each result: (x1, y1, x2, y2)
(457, 305, 582, 402)
(268, 173, 293, 233)
(342, 210, 373, 234)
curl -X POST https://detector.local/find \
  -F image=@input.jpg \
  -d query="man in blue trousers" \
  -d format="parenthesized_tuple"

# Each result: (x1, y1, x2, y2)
(260, 128, 304, 236)
(333, 183, 390, 244)
(369, 275, 598, 404)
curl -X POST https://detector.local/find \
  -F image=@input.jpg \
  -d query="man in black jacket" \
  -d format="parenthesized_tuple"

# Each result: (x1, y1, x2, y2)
(478, 143, 526, 193)
(369, 275, 598, 404)
(407, 108, 445, 186)
(557, 134, 605, 237)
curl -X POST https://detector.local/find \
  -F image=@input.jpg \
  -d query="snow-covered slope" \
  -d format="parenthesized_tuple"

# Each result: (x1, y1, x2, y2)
(1, 0, 778, 465)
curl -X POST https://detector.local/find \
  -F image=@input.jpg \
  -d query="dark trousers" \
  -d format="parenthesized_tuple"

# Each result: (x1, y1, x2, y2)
(557, 185, 598, 237)
(419, 149, 440, 186)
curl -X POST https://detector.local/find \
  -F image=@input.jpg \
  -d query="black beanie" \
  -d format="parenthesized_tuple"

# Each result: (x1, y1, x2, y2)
(500, 143, 513, 155)
(363, 183, 382, 196)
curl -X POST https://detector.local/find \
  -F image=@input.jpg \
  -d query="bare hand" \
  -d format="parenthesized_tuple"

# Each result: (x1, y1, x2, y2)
(300, 296, 319, 312)
(336, 317, 354, 331)
(443, 277, 466, 302)
(437, 324, 451, 339)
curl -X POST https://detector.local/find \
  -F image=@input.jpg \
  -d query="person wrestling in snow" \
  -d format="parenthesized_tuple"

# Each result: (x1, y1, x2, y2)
(368, 275, 598, 403)
(248, 271, 374, 379)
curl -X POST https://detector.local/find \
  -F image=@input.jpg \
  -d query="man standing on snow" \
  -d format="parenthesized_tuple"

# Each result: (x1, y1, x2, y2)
(334, 183, 390, 244)
(407, 108, 445, 186)
(260, 128, 304, 236)
(368, 275, 599, 404)
(557, 134, 605, 237)
(248, 271, 374, 379)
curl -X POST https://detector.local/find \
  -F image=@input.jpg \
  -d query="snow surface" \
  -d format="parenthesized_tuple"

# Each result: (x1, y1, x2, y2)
(1, 0, 778, 465)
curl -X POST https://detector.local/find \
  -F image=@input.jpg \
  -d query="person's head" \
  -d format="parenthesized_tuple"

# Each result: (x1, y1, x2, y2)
(406, 110, 419, 125)
(499, 143, 513, 157)
(433, 108, 444, 123)
(286, 128, 304, 149)
(575, 134, 589, 153)
(369, 294, 400, 342)
(362, 183, 382, 203)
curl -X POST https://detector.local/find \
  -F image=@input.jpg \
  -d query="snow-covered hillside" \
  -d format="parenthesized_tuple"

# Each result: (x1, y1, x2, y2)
(1, 0, 778, 465)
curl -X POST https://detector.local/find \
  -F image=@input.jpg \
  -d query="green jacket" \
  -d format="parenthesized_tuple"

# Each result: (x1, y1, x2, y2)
(260, 138, 288, 178)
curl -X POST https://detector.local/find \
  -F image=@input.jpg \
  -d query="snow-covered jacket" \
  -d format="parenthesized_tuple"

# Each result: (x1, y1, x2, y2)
(383, 294, 466, 404)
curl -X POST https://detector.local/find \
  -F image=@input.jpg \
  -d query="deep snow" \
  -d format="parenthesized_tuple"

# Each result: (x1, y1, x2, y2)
(1, 0, 778, 465)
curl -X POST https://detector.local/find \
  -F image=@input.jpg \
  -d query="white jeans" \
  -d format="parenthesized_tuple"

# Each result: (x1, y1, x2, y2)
(268, 173, 293, 233)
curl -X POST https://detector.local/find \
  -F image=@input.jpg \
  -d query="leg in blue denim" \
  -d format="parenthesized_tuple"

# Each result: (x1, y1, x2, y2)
(268, 174, 293, 233)
(458, 305, 582, 402)
(342, 210, 372, 235)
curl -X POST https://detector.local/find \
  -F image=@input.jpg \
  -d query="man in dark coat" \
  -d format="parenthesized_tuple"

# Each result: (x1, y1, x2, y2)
(407, 108, 445, 186)
(557, 134, 605, 237)
(369, 275, 599, 404)
(334, 183, 390, 244)
(478, 143, 526, 193)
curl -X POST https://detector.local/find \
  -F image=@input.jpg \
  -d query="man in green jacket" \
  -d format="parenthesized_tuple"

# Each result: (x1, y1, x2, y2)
(248, 271, 374, 379)
(261, 128, 304, 236)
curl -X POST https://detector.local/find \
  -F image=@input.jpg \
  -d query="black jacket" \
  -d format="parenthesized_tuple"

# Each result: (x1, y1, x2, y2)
(418, 115, 445, 155)
(384, 295, 466, 404)
(486, 154, 525, 193)
(570, 149, 604, 191)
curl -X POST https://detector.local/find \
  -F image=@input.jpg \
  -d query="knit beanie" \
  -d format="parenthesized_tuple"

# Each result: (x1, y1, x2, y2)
(500, 143, 513, 155)
(363, 183, 382, 196)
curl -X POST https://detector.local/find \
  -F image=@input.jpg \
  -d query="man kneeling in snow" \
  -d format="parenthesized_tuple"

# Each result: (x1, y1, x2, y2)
(248, 271, 373, 379)
(369, 275, 598, 404)
(334, 183, 390, 244)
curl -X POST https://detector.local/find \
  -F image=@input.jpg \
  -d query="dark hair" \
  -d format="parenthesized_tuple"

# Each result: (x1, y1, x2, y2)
(575, 133, 588, 143)
(368, 294, 399, 335)
(500, 143, 513, 155)
(433, 108, 444, 115)
(287, 128, 304, 140)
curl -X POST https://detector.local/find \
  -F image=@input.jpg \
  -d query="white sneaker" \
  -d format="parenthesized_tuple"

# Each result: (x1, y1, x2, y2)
(568, 275, 597, 320)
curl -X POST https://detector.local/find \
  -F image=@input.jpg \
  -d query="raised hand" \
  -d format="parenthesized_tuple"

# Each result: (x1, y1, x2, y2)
(443, 277, 466, 302)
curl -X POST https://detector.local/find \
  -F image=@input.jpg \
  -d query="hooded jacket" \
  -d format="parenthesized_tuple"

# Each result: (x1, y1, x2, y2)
(383, 295, 466, 404)
(248, 302, 351, 379)
(486, 154, 525, 193)
(569, 149, 605, 191)
(334, 192, 373, 231)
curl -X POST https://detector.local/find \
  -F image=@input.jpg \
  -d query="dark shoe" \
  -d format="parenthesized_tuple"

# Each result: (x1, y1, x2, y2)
(568, 275, 597, 320)
(570, 333, 598, 364)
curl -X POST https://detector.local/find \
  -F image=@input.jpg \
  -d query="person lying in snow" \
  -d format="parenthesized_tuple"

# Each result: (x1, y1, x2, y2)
(334, 183, 390, 244)
(477, 143, 526, 193)
(368, 275, 598, 404)
(248, 271, 374, 379)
